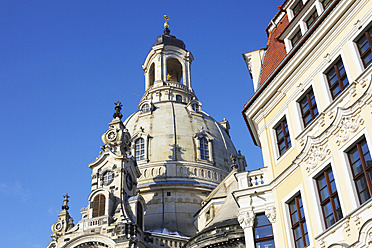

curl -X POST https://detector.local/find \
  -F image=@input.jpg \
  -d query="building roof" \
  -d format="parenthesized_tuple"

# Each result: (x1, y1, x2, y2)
(259, 14, 289, 85)
(153, 28, 186, 50)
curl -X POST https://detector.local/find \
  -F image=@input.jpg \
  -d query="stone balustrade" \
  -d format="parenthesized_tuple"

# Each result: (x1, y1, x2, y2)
(236, 167, 268, 190)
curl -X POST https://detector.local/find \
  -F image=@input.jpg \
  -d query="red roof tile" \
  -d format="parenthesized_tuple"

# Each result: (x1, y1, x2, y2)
(259, 15, 289, 85)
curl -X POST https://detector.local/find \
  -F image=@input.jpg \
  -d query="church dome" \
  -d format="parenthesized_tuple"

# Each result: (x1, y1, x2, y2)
(124, 101, 236, 171)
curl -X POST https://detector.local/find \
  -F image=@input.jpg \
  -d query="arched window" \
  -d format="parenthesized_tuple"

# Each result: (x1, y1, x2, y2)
(149, 63, 155, 86)
(166, 58, 183, 83)
(254, 214, 275, 247)
(135, 138, 145, 161)
(200, 137, 209, 160)
(176, 95, 182, 102)
(137, 202, 143, 229)
(92, 194, 105, 218)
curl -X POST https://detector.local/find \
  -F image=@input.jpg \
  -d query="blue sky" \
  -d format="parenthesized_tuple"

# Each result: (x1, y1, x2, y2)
(0, 0, 279, 247)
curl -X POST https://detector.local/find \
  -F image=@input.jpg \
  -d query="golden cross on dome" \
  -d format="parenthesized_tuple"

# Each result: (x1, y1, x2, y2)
(163, 15, 170, 29)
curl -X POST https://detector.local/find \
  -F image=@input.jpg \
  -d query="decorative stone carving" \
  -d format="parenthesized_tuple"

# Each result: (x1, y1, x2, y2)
(306, 145, 330, 172)
(335, 115, 364, 146)
(354, 19, 362, 29)
(350, 84, 357, 97)
(318, 239, 326, 248)
(265, 207, 276, 223)
(324, 53, 331, 63)
(238, 210, 255, 229)
(354, 215, 361, 229)
(344, 218, 351, 236)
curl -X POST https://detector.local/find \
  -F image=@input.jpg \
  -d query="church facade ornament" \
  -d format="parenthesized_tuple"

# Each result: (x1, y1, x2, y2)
(238, 210, 255, 229)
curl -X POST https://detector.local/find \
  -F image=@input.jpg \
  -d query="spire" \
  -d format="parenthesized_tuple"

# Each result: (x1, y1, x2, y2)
(62, 193, 70, 210)
(163, 15, 170, 34)
(113, 101, 123, 120)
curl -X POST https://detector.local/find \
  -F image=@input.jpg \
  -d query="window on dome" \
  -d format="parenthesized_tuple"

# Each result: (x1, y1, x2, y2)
(356, 25, 372, 68)
(325, 58, 349, 99)
(298, 88, 318, 127)
(291, 29, 302, 47)
(135, 138, 145, 161)
(305, 10, 318, 29)
(254, 214, 275, 247)
(141, 104, 150, 113)
(92, 194, 105, 218)
(275, 117, 291, 156)
(346, 137, 372, 204)
(315, 166, 343, 228)
(192, 103, 200, 112)
(292, 0, 303, 16)
(199, 137, 209, 160)
(288, 194, 309, 248)
(166, 58, 183, 83)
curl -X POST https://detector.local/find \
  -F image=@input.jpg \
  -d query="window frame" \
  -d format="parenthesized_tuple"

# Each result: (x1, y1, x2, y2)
(305, 9, 318, 29)
(199, 137, 210, 160)
(274, 117, 292, 157)
(291, 0, 304, 17)
(324, 58, 349, 100)
(92, 194, 106, 218)
(355, 25, 372, 68)
(288, 194, 309, 248)
(315, 166, 343, 228)
(298, 88, 318, 128)
(321, 0, 333, 9)
(291, 28, 303, 47)
(346, 137, 372, 204)
(135, 138, 145, 161)
(253, 213, 275, 247)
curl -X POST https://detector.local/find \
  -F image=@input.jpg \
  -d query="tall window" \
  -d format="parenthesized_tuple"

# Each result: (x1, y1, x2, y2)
(356, 25, 372, 68)
(254, 214, 275, 248)
(299, 88, 318, 127)
(275, 117, 291, 156)
(292, 0, 303, 16)
(135, 138, 145, 161)
(288, 194, 309, 248)
(291, 29, 302, 47)
(325, 59, 349, 99)
(137, 202, 143, 229)
(92, 194, 105, 218)
(200, 137, 209, 160)
(315, 167, 343, 228)
(305, 10, 318, 29)
(176, 95, 182, 102)
(347, 138, 372, 204)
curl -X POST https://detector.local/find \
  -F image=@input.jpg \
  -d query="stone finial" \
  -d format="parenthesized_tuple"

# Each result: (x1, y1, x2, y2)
(113, 101, 123, 120)
(62, 193, 70, 210)
(230, 154, 238, 170)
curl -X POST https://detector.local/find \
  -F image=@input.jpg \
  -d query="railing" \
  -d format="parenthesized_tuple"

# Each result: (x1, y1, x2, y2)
(80, 215, 110, 230)
(236, 167, 268, 190)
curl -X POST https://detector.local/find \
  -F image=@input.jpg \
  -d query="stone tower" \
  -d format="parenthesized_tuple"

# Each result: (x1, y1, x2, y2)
(124, 17, 245, 238)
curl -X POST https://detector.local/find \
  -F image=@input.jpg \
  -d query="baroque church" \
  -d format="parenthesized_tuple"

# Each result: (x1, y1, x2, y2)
(47, 17, 247, 248)
(48, 0, 372, 247)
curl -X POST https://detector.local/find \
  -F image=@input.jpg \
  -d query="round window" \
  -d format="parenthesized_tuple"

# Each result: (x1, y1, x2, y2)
(141, 104, 150, 113)
(102, 171, 114, 185)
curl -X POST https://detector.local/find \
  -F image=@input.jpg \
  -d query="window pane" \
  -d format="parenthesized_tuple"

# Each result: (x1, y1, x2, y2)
(255, 240, 275, 248)
(360, 188, 371, 204)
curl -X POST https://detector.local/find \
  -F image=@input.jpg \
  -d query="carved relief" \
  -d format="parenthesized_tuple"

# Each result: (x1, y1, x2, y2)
(335, 115, 364, 146)
(306, 145, 330, 172)
(265, 207, 276, 223)
(344, 218, 351, 236)
(238, 210, 255, 229)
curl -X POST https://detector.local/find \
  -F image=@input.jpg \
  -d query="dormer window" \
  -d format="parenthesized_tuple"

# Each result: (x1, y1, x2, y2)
(192, 103, 200, 112)
(200, 137, 209, 160)
(292, 0, 303, 16)
(135, 138, 145, 161)
(305, 10, 318, 29)
(291, 29, 302, 47)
